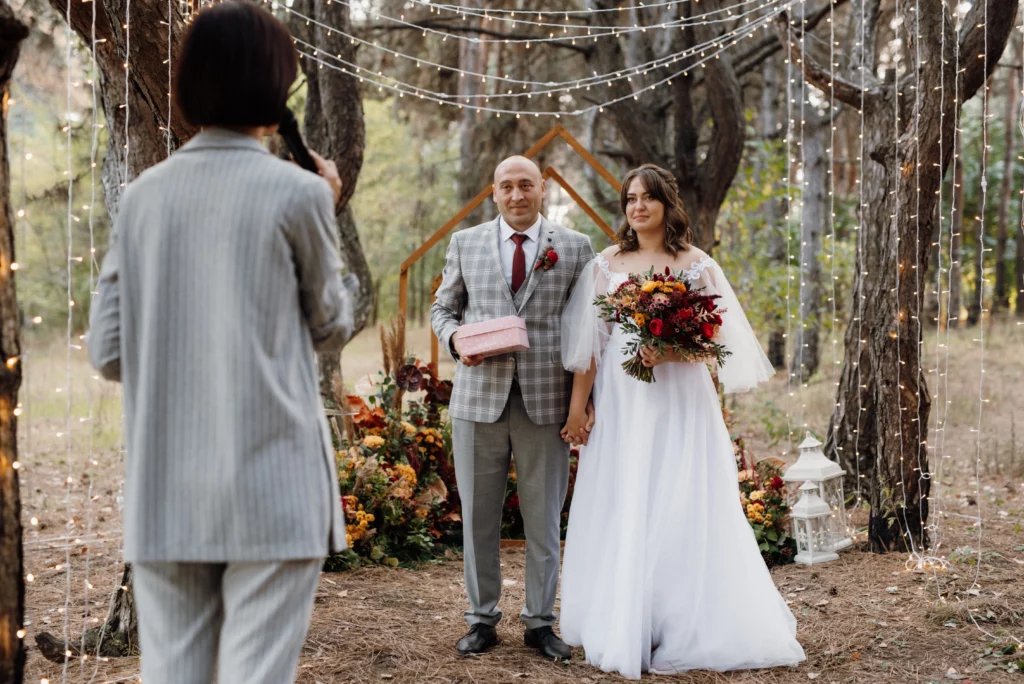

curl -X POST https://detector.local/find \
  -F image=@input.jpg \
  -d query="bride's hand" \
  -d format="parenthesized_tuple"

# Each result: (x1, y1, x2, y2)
(640, 345, 680, 367)
(560, 409, 591, 447)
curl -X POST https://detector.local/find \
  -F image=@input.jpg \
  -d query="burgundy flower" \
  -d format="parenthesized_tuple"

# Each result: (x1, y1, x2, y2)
(396, 363, 424, 392)
(706, 299, 717, 312)
(701, 322, 716, 339)
(649, 318, 665, 336)
(770, 476, 784, 490)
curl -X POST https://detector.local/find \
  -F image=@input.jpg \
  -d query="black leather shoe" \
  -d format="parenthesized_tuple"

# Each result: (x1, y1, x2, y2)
(456, 624, 499, 655)
(524, 626, 572, 661)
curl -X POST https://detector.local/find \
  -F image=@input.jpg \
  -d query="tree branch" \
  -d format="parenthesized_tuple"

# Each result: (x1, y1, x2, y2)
(958, 0, 1018, 104)
(773, 11, 877, 110)
(733, 0, 849, 77)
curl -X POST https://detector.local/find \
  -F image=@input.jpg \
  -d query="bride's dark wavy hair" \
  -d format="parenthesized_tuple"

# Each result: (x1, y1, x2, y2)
(615, 164, 693, 256)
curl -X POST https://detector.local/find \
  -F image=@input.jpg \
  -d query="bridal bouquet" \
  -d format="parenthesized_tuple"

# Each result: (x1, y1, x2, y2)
(594, 266, 731, 383)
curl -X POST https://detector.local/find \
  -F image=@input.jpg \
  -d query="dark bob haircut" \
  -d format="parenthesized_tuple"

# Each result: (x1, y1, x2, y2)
(174, 1, 298, 128)
(615, 163, 693, 256)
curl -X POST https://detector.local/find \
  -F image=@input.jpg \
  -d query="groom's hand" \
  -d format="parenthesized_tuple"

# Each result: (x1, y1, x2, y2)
(453, 331, 485, 367)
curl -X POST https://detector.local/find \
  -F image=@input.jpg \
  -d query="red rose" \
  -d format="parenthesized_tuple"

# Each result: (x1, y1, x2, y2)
(649, 318, 664, 336)
(701, 322, 715, 339)
(680, 307, 694, 321)
(546, 249, 559, 264)
(770, 476, 784, 489)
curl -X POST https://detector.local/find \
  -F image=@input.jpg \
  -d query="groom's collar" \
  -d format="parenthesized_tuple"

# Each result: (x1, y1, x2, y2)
(498, 214, 543, 243)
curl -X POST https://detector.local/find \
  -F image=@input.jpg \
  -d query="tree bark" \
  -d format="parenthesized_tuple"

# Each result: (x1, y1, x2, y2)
(804, 0, 1016, 552)
(41, 0, 199, 657)
(760, 57, 787, 370)
(994, 40, 1019, 314)
(586, 0, 746, 255)
(793, 112, 827, 382)
(966, 80, 990, 328)
(290, 0, 370, 397)
(0, 5, 29, 682)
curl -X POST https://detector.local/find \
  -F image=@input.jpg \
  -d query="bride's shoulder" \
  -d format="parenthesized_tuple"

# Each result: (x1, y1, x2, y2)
(678, 247, 716, 280)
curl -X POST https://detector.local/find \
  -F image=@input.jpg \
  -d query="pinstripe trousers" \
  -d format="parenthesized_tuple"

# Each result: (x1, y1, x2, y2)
(133, 560, 322, 684)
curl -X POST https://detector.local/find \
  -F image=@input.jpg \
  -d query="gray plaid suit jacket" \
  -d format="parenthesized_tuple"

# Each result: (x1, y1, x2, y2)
(431, 217, 595, 425)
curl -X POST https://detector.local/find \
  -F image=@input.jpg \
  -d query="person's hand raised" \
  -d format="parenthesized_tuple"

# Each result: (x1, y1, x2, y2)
(309, 150, 342, 205)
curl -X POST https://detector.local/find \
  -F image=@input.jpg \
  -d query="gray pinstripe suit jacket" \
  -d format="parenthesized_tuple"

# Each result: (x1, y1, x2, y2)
(86, 128, 352, 563)
(431, 217, 595, 425)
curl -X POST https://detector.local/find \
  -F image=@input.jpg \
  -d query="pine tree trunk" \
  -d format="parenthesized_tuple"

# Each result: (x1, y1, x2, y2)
(994, 42, 1018, 314)
(966, 81, 990, 328)
(761, 57, 787, 370)
(290, 0, 369, 397)
(810, 0, 1015, 552)
(0, 5, 29, 682)
(792, 113, 827, 382)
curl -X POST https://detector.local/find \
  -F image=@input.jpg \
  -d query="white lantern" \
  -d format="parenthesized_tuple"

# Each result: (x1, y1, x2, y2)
(791, 482, 839, 565)
(782, 433, 852, 552)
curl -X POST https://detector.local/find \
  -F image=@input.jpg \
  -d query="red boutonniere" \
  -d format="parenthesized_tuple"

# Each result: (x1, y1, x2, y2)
(535, 249, 559, 271)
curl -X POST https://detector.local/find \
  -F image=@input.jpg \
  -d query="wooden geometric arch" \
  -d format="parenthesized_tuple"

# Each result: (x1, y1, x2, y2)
(397, 124, 623, 366)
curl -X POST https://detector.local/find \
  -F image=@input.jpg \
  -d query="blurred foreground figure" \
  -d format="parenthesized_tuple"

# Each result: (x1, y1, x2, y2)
(86, 3, 354, 682)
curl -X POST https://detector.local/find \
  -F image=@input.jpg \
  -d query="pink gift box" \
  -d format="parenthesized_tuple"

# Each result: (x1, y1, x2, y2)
(456, 316, 530, 358)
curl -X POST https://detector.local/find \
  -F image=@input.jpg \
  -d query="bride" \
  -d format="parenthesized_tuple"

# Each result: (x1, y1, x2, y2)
(558, 164, 806, 678)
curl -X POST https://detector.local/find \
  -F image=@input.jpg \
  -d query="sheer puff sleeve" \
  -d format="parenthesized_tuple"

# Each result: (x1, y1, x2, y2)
(687, 258, 775, 394)
(561, 255, 613, 373)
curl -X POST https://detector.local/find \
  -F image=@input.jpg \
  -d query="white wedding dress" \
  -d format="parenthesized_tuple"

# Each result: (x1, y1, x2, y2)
(558, 254, 806, 679)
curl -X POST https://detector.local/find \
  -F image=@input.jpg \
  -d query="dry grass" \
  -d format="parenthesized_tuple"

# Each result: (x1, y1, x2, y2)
(19, 320, 1024, 684)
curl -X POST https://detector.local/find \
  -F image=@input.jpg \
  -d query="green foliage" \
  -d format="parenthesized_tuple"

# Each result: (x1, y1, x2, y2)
(349, 100, 460, 322)
(10, 25, 110, 335)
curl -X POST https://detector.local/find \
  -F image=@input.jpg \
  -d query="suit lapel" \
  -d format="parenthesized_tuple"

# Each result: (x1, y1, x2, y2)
(516, 219, 560, 313)
(485, 218, 515, 308)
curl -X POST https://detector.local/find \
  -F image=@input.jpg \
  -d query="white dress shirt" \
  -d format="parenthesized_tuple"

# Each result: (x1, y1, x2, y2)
(499, 215, 543, 289)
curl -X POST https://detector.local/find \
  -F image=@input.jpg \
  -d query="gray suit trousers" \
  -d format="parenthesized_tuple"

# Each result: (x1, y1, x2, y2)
(453, 382, 570, 630)
(133, 560, 321, 684)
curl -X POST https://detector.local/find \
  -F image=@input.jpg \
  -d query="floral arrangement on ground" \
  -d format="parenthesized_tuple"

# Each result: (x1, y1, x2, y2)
(327, 324, 794, 570)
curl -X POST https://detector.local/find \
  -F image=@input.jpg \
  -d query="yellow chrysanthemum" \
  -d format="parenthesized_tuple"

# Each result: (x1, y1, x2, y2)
(641, 281, 658, 293)
(749, 490, 765, 502)
(673, 281, 688, 292)
(401, 421, 417, 435)
(634, 313, 648, 326)
(362, 435, 386, 449)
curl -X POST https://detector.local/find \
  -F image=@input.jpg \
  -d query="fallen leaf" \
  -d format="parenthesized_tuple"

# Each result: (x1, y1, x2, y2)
(815, 600, 829, 607)
(852, 652, 861, 660)
(337, 590, 348, 598)
(807, 674, 818, 680)
(887, 586, 899, 594)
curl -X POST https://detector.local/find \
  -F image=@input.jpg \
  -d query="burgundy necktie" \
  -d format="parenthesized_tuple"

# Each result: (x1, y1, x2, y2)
(510, 233, 527, 294)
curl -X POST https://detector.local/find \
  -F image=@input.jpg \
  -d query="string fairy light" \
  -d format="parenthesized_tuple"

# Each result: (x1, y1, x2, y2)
(782, 8, 795, 458)
(852, 0, 866, 509)
(966, 0, 989, 618)
(292, 9, 775, 119)
(405, 0, 764, 32)
(306, 0, 716, 48)
(796, 0, 806, 433)
(61, 0, 75, 678)
(926, 0, 951, 564)
(78, 0, 102, 662)
(278, 0, 788, 99)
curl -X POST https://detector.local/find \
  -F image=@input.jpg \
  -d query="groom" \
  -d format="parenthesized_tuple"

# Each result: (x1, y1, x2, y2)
(431, 156, 594, 660)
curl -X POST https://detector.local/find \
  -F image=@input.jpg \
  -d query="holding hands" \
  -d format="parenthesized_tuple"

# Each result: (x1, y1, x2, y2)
(560, 400, 596, 447)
